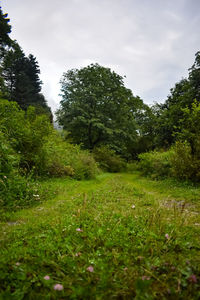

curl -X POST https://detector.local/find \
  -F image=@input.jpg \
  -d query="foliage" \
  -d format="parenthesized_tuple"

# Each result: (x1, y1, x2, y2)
(0, 172, 36, 209)
(176, 100, 200, 153)
(171, 141, 200, 182)
(0, 99, 52, 172)
(93, 145, 126, 172)
(0, 130, 37, 209)
(126, 161, 139, 173)
(0, 6, 52, 117)
(41, 131, 98, 179)
(56, 63, 145, 158)
(0, 99, 99, 209)
(138, 149, 174, 179)
(153, 52, 200, 148)
(169, 101, 200, 182)
(1, 41, 52, 115)
(0, 6, 12, 57)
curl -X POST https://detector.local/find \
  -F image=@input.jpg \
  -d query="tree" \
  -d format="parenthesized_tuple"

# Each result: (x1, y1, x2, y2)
(56, 63, 144, 157)
(1, 41, 52, 118)
(153, 51, 200, 148)
(0, 6, 12, 97)
(0, 6, 12, 57)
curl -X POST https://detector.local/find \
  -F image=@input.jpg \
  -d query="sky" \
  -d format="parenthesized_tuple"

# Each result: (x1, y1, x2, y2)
(1, 0, 200, 112)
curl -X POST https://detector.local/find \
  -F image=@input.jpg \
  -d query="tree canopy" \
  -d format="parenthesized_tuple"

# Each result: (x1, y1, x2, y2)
(152, 51, 200, 148)
(56, 63, 145, 157)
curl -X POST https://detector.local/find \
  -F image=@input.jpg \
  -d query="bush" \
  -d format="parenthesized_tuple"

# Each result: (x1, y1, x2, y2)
(93, 146, 126, 172)
(72, 151, 98, 180)
(38, 131, 98, 179)
(0, 99, 99, 209)
(0, 173, 36, 209)
(0, 99, 52, 173)
(171, 141, 200, 182)
(126, 161, 139, 173)
(138, 149, 174, 179)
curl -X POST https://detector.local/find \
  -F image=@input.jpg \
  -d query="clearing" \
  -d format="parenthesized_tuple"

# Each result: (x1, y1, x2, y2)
(0, 172, 200, 299)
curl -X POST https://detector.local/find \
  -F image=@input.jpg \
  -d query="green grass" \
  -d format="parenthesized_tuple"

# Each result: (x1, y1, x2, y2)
(0, 172, 200, 299)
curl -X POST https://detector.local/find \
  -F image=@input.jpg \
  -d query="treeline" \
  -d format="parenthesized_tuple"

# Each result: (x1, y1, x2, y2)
(56, 54, 200, 182)
(137, 51, 200, 182)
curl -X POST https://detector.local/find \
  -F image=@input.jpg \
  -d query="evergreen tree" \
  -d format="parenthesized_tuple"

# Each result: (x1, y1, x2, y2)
(0, 6, 12, 57)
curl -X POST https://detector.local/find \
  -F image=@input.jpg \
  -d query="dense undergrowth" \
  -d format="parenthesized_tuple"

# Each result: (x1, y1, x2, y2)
(0, 99, 100, 209)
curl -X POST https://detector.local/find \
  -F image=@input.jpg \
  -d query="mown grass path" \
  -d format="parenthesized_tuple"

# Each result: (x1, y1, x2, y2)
(0, 173, 200, 299)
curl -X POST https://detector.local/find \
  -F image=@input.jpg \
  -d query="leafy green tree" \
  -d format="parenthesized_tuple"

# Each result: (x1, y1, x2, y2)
(176, 100, 200, 155)
(153, 51, 200, 148)
(189, 51, 200, 100)
(56, 63, 144, 157)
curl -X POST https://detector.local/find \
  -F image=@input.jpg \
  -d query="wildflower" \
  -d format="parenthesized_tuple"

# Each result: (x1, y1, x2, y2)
(76, 228, 83, 232)
(3, 175, 7, 179)
(53, 283, 64, 291)
(124, 267, 128, 271)
(142, 275, 150, 280)
(165, 233, 170, 240)
(131, 204, 135, 209)
(87, 266, 94, 272)
(15, 262, 21, 266)
(44, 275, 50, 280)
(75, 252, 81, 257)
(188, 274, 197, 283)
(33, 194, 40, 197)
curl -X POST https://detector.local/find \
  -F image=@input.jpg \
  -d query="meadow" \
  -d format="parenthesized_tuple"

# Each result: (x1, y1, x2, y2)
(0, 172, 200, 299)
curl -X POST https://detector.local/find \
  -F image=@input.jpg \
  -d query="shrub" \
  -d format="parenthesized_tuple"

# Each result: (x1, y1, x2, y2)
(38, 131, 98, 179)
(171, 141, 200, 182)
(126, 161, 139, 173)
(0, 173, 36, 209)
(72, 151, 98, 180)
(138, 149, 174, 179)
(0, 99, 52, 173)
(93, 146, 126, 172)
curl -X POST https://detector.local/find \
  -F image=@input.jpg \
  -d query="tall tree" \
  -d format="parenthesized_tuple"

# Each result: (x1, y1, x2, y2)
(1, 41, 52, 118)
(0, 6, 12, 97)
(0, 6, 52, 120)
(153, 51, 200, 148)
(56, 63, 144, 157)
(0, 6, 12, 57)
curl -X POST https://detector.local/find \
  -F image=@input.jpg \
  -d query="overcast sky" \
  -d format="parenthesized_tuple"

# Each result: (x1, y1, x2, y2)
(1, 0, 200, 112)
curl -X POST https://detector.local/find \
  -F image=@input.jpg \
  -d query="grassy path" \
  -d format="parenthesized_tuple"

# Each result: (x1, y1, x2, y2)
(0, 172, 200, 299)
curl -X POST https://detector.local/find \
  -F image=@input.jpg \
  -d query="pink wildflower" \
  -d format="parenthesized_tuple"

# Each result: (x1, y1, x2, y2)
(15, 262, 21, 266)
(87, 266, 94, 272)
(53, 283, 64, 291)
(142, 275, 150, 281)
(75, 252, 81, 257)
(44, 275, 50, 280)
(188, 274, 197, 283)
(165, 233, 170, 240)
(76, 228, 83, 232)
